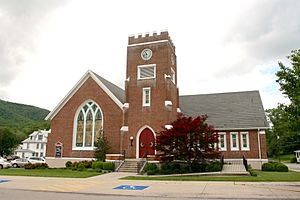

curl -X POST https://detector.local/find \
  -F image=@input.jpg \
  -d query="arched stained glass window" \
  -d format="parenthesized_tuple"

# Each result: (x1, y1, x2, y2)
(74, 101, 103, 149)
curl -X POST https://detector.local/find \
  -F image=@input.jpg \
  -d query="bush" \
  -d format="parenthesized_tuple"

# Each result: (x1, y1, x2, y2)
(24, 163, 49, 169)
(191, 162, 207, 173)
(146, 163, 158, 171)
(248, 169, 257, 176)
(275, 163, 288, 172)
(160, 163, 173, 174)
(205, 161, 223, 172)
(262, 162, 275, 171)
(103, 162, 114, 171)
(92, 161, 104, 169)
(77, 163, 85, 171)
(65, 161, 72, 168)
(262, 162, 288, 172)
(290, 156, 297, 163)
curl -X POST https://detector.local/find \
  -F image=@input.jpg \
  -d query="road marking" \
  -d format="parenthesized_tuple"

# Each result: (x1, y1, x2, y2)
(38, 180, 102, 192)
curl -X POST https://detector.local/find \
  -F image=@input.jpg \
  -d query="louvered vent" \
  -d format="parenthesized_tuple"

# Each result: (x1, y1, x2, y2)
(138, 65, 156, 79)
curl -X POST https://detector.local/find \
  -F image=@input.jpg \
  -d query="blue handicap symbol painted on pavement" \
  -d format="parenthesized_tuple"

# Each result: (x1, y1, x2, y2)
(0, 180, 12, 183)
(113, 185, 149, 190)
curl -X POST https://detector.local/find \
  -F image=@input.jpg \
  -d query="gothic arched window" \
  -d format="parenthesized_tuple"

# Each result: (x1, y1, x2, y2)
(73, 100, 103, 149)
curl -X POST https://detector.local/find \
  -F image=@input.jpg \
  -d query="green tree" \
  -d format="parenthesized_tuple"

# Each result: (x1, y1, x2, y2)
(267, 49, 300, 155)
(0, 128, 19, 157)
(94, 133, 110, 162)
(276, 49, 300, 134)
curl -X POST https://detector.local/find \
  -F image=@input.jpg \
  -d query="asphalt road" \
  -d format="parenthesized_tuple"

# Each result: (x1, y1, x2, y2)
(1, 189, 297, 200)
(1, 172, 300, 199)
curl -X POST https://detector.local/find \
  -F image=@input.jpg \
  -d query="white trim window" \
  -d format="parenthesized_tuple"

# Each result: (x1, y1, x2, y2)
(230, 132, 239, 151)
(73, 101, 103, 150)
(218, 132, 227, 151)
(137, 64, 156, 80)
(171, 68, 176, 84)
(241, 132, 250, 151)
(142, 87, 151, 107)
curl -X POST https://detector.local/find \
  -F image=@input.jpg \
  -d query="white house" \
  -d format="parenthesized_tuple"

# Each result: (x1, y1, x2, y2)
(14, 130, 50, 158)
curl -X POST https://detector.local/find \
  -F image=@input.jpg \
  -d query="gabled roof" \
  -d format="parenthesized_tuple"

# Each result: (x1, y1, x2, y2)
(179, 90, 269, 130)
(45, 70, 125, 120)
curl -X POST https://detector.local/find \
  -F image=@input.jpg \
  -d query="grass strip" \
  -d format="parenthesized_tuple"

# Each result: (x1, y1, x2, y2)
(0, 168, 102, 178)
(121, 171, 300, 182)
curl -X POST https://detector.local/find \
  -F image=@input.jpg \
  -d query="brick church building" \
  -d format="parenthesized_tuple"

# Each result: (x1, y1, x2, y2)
(45, 31, 268, 169)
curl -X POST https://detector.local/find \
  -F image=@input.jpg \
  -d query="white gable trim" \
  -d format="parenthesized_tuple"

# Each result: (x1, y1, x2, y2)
(45, 70, 123, 120)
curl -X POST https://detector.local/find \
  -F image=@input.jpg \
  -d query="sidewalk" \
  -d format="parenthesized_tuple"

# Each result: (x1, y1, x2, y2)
(0, 172, 300, 199)
(285, 163, 300, 172)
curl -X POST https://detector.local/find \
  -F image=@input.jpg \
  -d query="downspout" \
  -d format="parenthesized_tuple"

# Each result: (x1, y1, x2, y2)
(257, 128, 262, 167)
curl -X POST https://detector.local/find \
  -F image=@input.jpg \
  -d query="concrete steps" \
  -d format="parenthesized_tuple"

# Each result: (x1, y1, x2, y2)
(117, 160, 145, 173)
(221, 159, 248, 175)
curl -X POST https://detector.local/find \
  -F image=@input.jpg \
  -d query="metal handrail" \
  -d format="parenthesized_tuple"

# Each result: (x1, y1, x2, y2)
(243, 155, 248, 171)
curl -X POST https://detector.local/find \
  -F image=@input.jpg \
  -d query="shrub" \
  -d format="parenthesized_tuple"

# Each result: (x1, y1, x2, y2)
(92, 161, 104, 169)
(103, 162, 114, 171)
(77, 163, 85, 171)
(160, 163, 173, 174)
(81, 160, 93, 168)
(262, 162, 288, 172)
(191, 162, 207, 173)
(24, 163, 49, 169)
(262, 162, 275, 171)
(65, 161, 72, 168)
(205, 161, 222, 172)
(290, 157, 297, 163)
(24, 163, 34, 169)
(274, 163, 288, 172)
(146, 163, 158, 171)
(248, 169, 257, 176)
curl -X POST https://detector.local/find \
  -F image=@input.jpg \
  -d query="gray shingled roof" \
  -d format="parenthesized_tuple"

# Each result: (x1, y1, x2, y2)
(179, 90, 269, 129)
(93, 73, 125, 103)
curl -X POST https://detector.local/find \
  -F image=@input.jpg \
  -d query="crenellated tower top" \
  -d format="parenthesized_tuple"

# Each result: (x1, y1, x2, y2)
(128, 30, 175, 51)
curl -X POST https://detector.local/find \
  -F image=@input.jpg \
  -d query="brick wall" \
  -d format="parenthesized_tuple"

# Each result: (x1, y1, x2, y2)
(219, 130, 267, 159)
(46, 77, 123, 158)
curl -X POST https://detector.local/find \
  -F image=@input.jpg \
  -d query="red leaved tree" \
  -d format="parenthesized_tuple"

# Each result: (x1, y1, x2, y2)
(156, 114, 220, 164)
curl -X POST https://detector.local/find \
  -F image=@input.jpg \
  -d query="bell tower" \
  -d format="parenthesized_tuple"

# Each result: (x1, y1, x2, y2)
(121, 31, 179, 158)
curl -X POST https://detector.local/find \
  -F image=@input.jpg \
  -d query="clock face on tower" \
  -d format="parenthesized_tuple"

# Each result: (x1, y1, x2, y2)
(141, 49, 152, 61)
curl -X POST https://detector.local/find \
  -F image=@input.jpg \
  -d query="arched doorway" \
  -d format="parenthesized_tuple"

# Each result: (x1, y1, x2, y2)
(138, 128, 155, 158)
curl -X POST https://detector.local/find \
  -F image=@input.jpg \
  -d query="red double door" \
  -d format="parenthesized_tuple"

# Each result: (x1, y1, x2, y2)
(139, 128, 155, 158)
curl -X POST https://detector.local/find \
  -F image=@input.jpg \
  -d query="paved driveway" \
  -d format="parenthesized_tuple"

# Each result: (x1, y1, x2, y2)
(285, 163, 300, 172)
(0, 172, 300, 199)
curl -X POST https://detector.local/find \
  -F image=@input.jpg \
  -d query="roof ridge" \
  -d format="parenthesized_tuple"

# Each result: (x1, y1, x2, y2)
(179, 90, 259, 97)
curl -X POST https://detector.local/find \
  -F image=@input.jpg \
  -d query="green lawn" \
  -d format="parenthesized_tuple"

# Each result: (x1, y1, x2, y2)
(0, 168, 102, 178)
(268, 154, 295, 163)
(122, 171, 300, 182)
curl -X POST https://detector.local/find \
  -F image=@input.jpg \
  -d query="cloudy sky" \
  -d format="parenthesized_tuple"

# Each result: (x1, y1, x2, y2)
(0, 0, 299, 111)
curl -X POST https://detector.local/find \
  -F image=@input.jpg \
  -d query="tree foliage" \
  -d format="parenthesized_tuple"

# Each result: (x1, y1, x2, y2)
(0, 99, 50, 143)
(156, 114, 220, 164)
(0, 128, 19, 157)
(94, 133, 110, 162)
(276, 49, 300, 134)
(267, 49, 300, 156)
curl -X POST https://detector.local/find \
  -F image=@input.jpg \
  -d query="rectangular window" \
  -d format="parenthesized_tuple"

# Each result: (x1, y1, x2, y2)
(218, 132, 227, 151)
(41, 143, 44, 149)
(171, 68, 176, 84)
(142, 87, 151, 107)
(241, 132, 250, 150)
(26, 143, 29, 149)
(40, 152, 43, 157)
(38, 135, 43, 140)
(36, 143, 39, 149)
(138, 64, 156, 80)
(230, 132, 239, 151)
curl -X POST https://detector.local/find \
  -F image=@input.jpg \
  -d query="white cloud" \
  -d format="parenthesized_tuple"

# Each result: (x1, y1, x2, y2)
(0, 0, 299, 110)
